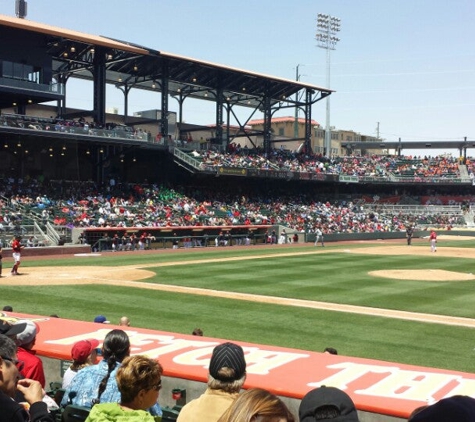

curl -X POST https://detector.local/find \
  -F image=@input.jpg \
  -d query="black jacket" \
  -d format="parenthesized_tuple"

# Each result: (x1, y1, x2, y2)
(0, 390, 54, 422)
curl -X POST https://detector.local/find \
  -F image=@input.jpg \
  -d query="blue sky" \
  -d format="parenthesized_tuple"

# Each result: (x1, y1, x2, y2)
(0, 0, 474, 153)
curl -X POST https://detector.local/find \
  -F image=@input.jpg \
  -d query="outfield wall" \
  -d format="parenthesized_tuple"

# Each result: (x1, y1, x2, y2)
(3, 312, 475, 421)
(305, 229, 475, 243)
(4, 228, 471, 258)
(1, 245, 92, 257)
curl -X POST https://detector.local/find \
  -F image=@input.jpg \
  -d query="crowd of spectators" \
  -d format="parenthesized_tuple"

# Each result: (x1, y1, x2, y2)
(385, 155, 461, 180)
(0, 174, 468, 239)
(191, 147, 465, 183)
(2, 110, 469, 182)
(1, 113, 152, 142)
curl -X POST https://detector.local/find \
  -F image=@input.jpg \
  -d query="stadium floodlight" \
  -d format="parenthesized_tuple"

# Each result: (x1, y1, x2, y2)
(294, 64, 304, 139)
(15, 0, 27, 18)
(316, 13, 341, 157)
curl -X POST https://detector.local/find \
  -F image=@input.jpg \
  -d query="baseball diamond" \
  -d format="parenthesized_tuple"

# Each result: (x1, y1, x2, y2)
(2, 236, 475, 374)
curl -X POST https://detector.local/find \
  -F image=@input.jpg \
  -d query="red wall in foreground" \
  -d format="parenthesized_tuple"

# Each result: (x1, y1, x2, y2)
(2, 312, 474, 419)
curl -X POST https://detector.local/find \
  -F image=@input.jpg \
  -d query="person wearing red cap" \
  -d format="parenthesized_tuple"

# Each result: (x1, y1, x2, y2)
(62, 339, 100, 389)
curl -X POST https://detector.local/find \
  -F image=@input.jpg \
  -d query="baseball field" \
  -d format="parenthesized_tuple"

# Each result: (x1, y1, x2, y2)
(2, 234, 475, 374)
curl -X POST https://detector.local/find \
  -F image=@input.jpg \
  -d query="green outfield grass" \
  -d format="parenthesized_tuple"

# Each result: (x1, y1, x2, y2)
(2, 241, 475, 373)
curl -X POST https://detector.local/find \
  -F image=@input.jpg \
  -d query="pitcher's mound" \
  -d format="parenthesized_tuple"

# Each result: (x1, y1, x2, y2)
(369, 269, 475, 281)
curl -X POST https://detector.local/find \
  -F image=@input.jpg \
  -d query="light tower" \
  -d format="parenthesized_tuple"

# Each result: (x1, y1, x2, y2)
(294, 64, 304, 139)
(15, 0, 27, 18)
(316, 13, 340, 157)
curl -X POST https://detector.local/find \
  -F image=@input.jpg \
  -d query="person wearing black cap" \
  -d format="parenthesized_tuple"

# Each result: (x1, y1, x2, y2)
(177, 342, 247, 422)
(299, 386, 360, 422)
(408, 395, 475, 422)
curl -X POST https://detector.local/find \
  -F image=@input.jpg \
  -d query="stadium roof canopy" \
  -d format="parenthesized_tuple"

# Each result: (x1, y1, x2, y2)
(0, 14, 332, 110)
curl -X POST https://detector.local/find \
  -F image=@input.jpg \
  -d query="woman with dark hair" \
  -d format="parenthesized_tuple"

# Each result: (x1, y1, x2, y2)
(85, 355, 163, 422)
(61, 330, 162, 417)
(62, 329, 130, 408)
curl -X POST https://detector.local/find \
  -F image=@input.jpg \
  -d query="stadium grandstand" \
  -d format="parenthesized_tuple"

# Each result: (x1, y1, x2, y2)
(1, 13, 475, 251)
(3, 11, 475, 422)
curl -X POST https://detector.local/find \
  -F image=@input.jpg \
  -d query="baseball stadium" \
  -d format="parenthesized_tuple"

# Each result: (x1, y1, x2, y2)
(1, 9, 475, 422)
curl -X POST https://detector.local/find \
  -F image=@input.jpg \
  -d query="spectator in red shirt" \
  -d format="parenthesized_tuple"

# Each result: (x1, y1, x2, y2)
(13, 320, 45, 388)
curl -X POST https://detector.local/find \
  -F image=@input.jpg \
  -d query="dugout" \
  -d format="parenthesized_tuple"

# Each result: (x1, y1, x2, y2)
(76, 225, 274, 251)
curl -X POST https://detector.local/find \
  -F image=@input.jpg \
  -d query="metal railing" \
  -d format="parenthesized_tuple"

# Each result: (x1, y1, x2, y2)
(174, 148, 215, 172)
(0, 113, 152, 142)
(33, 222, 54, 246)
(0, 77, 64, 94)
(388, 173, 464, 184)
(362, 204, 463, 215)
(45, 222, 73, 245)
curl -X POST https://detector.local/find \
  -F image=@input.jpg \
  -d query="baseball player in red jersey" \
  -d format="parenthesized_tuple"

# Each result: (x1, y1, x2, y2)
(429, 230, 437, 253)
(11, 235, 24, 275)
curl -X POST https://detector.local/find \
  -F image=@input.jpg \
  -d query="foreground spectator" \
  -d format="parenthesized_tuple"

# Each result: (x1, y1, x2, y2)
(62, 329, 161, 417)
(0, 334, 54, 422)
(94, 315, 110, 324)
(177, 342, 247, 422)
(299, 386, 360, 422)
(14, 320, 45, 388)
(217, 388, 295, 422)
(119, 316, 130, 327)
(62, 329, 129, 408)
(62, 339, 100, 389)
(0, 320, 25, 338)
(85, 355, 163, 422)
(409, 395, 475, 422)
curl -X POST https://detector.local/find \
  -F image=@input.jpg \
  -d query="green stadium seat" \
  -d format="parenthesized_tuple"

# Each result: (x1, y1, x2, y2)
(61, 404, 90, 422)
(161, 405, 182, 422)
